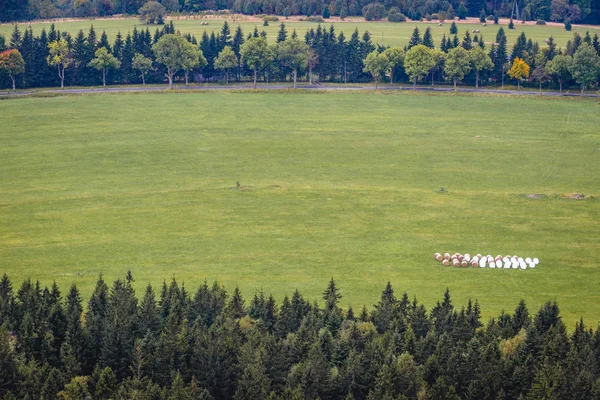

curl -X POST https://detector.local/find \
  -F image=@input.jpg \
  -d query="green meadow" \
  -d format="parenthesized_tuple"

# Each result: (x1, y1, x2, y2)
(1, 91, 599, 327)
(1, 17, 598, 48)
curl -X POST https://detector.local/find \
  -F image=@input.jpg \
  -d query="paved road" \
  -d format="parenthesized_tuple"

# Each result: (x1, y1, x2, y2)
(1, 83, 598, 98)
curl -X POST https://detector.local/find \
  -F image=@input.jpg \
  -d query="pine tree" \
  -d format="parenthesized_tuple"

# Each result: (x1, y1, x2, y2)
(83, 276, 108, 371)
(462, 31, 472, 50)
(226, 287, 246, 319)
(10, 24, 21, 48)
(323, 278, 342, 311)
(407, 27, 421, 49)
(277, 23, 287, 43)
(440, 34, 448, 52)
(139, 284, 161, 335)
(450, 21, 458, 35)
(101, 274, 139, 379)
(422, 27, 434, 48)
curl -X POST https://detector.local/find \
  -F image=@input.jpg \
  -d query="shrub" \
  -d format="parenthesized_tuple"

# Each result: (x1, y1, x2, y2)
(536, 19, 546, 25)
(425, 13, 432, 21)
(565, 19, 572, 31)
(438, 11, 449, 21)
(322, 6, 330, 18)
(306, 16, 324, 22)
(508, 18, 515, 29)
(263, 15, 279, 21)
(486, 15, 495, 20)
(431, 13, 439, 20)
(362, 2, 386, 21)
(388, 7, 406, 22)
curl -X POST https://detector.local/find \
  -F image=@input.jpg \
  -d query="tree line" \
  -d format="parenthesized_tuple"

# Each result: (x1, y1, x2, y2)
(1, 21, 599, 92)
(1, 0, 600, 25)
(0, 272, 599, 399)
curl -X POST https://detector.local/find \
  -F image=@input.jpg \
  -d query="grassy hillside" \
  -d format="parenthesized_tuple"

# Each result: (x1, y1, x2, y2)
(1, 17, 598, 49)
(1, 91, 598, 327)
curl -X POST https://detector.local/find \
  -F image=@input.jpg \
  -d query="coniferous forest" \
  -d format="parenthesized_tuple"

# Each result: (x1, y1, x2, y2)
(0, 273, 599, 399)
(1, 0, 600, 25)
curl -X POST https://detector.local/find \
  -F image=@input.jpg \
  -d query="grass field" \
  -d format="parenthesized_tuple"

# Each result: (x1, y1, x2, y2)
(1, 91, 599, 328)
(1, 17, 599, 49)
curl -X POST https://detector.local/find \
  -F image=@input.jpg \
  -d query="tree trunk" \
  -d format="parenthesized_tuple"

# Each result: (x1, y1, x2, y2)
(375, 77, 378, 90)
(293, 69, 297, 88)
(517, 80, 520, 90)
(581, 83, 585, 96)
(559, 80, 562, 93)
(476, 71, 480, 88)
(454, 77, 457, 90)
(253, 67, 257, 89)
(431, 72, 434, 86)
(225, 71, 229, 85)
(390, 69, 393, 85)
(185, 71, 189, 86)
(58, 66, 64, 89)
(102, 69, 106, 87)
(11, 76, 15, 91)
(141, 73, 145, 86)
(167, 66, 173, 89)
(413, 76, 417, 89)
(539, 82, 542, 95)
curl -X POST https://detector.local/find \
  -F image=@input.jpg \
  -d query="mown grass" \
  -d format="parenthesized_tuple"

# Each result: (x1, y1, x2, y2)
(1, 17, 598, 49)
(0, 91, 599, 328)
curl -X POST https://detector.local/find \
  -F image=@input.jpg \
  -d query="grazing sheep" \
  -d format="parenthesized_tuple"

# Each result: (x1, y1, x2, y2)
(439, 22, 443, 26)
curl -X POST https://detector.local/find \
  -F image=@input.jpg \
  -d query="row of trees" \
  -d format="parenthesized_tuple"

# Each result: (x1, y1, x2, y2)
(1, 0, 600, 24)
(1, 22, 599, 91)
(363, 28, 600, 92)
(1, 273, 600, 399)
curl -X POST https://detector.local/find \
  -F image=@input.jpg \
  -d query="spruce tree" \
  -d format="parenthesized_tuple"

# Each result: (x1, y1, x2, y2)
(226, 287, 246, 319)
(277, 23, 287, 43)
(422, 27, 434, 48)
(462, 31, 472, 50)
(407, 27, 421, 49)
(450, 21, 458, 35)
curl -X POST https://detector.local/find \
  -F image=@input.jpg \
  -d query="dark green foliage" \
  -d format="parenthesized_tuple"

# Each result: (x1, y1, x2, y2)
(457, 2, 468, 19)
(0, 273, 598, 399)
(565, 19, 573, 31)
(450, 21, 458, 35)
(407, 26, 421, 49)
(0, 0, 596, 23)
(422, 27, 434, 48)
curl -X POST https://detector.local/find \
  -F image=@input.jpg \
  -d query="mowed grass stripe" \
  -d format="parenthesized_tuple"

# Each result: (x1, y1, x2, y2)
(0, 91, 598, 327)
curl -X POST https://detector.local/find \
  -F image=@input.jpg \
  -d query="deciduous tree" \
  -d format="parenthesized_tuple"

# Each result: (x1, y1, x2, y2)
(131, 53, 153, 85)
(0, 49, 25, 91)
(88, 47, 120, 87)
(445, 46, 472, 89)
(569, 43, 600, 94)
(507, 57, 531, 89)
(404, 44, 436, 88)
(363, 50, 390, 89)
(469, 46, 493, 87)
(277, 38, 311, 88)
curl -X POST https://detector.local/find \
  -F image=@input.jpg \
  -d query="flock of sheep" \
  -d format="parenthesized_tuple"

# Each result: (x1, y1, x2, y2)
(434, 252, 540, 269)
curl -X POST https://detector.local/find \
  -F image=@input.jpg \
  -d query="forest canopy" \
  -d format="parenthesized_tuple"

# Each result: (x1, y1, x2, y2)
(1, 0, 599, 24)
(0, 273, 599, 399)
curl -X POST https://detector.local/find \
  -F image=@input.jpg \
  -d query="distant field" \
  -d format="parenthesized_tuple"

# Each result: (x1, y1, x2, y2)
(1, 91, 599, 328)
(1, 17, 598, 48)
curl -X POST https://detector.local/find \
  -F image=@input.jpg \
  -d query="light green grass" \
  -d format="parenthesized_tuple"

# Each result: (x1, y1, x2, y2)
(1, 17, 598, 49)
(1, 91, 599, 328)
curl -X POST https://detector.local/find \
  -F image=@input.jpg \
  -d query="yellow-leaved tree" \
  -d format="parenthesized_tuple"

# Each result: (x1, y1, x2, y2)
(507, 57, 530, 90)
